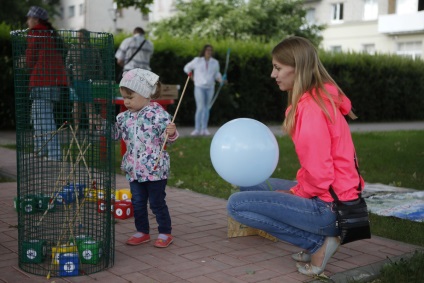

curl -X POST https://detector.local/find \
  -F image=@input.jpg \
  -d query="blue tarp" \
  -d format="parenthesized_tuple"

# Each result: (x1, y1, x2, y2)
(366, 191, 424, 222)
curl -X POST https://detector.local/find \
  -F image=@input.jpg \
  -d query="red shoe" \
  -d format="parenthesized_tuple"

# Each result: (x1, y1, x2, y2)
(126, 233, 150, 246)
(154, 234, 173, 248)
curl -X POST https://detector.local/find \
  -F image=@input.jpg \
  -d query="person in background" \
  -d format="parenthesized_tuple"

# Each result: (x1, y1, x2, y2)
(227, 36, 364, 276)
(183, 44, 223, 136)
(66, 28, 104, 131)
(26, 6, 68, 161)
(113, 68, 178, 248)
(115, 27, 154, 81)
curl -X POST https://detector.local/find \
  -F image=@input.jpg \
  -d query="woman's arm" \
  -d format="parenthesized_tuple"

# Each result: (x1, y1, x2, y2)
(291, 104, 334, 198)
(214, 59, 223, 83)
(183, 57, 198, 74)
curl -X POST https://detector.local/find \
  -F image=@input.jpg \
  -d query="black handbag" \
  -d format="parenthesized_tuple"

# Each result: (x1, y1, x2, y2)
(116, 39, 146, 82)
(330, 154, 371, 245)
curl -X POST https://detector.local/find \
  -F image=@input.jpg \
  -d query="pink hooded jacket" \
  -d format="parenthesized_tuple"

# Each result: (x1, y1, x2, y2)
(289, 84, 364, 202)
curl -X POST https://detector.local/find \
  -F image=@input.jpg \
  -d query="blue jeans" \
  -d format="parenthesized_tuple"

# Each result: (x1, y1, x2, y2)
(31, 87, 61, 160)
(194, 86, 214, 131)
(227, 178, 338, 253)
(129, 180, 172, 234)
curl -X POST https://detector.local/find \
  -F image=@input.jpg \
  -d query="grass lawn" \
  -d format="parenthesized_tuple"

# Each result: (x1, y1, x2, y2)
(163, 131, 423, 197)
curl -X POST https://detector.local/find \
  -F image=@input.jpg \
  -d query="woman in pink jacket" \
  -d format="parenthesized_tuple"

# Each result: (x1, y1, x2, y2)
(227, 36, 364, 276)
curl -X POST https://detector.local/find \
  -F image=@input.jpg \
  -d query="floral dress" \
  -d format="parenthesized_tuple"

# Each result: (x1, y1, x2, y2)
(113, 102, 179, 182)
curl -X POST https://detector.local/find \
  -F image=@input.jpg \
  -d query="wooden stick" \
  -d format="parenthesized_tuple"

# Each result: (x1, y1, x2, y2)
(33, 126, 67, 138)
(36, 143, 91, 226)
(34, 121, 68, 156)
(169, 73, 192, 125)
(69, 125, 92, 181)
(154, 73, 191, 170)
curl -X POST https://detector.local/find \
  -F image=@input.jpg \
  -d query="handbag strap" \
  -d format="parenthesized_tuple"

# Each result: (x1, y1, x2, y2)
(123, 39, 146, 67)
(353, 152, 362, 192)
(330, 152, 363, 202)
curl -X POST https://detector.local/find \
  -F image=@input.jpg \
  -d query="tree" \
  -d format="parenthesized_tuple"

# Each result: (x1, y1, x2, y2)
(0, 0, 61, 29)
(150, 0, 325, 45)
(114, 0, 154, 15)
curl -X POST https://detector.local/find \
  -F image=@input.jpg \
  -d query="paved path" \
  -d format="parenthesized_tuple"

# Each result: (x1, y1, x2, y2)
(0, 122, 423, 283)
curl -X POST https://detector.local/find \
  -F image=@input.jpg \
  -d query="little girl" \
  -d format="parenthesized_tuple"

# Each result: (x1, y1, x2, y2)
(114, 68, 178, 248)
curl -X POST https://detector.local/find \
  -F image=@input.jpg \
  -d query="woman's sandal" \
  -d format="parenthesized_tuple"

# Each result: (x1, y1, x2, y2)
(291, 251, 311, 262)
(297, 237, 340, 276)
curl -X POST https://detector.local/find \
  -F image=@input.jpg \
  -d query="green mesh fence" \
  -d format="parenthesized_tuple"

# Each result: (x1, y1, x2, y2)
(11, 29, 116, 277)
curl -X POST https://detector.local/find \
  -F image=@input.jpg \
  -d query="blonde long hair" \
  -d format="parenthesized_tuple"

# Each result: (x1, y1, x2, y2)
(271, 36, 356, 136)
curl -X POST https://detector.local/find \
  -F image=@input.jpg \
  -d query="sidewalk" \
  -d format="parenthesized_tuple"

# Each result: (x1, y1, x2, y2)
(0, 123, 423, 283)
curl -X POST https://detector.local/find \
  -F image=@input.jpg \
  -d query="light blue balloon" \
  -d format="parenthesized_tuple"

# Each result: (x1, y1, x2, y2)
(210, 118, 279, 186)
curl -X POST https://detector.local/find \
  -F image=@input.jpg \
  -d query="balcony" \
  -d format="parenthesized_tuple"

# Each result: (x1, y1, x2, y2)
(378, 10, 424, 34)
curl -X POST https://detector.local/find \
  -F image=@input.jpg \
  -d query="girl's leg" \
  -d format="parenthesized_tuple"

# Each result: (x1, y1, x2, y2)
(87, 103, 103, 131)
(71, 82, 81, 130)
(146, 179, 171, 234)
(84, 82, 100, 131)
(130, 181, 150, 234)
(227, 187, 338, 253)
(73, 101, 80, 130)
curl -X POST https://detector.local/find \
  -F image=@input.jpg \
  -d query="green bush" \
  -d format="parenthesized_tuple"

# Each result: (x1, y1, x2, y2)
(151, 37, 424, 126)
(150, 36, 284, 126)
(321, 51, 424, 121)
(0, 23, 15, 129)
(2, 28, 424, 130)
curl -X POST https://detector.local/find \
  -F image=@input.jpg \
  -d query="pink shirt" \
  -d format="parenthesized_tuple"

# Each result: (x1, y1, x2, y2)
(289, 84, 364, 202)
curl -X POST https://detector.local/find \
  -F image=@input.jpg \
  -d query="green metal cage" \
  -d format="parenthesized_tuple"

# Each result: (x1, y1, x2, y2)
(11, 29, 116, 277)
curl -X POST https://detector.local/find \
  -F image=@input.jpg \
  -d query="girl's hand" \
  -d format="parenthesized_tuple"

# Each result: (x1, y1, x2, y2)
(166, 123, 177, 137)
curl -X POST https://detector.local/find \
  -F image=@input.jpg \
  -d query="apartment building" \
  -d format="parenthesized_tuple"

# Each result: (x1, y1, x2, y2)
(53, 0, 149, 33)
(54, 0, 423, 59)
(303, 0, 423, 59)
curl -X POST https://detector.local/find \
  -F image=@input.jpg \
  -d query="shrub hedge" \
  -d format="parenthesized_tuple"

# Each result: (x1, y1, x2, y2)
(0, 23, 15, 130)
(1, 25, 423, 130)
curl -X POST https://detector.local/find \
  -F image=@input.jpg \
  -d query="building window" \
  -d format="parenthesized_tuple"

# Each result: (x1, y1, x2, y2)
(142, 13, 149, 21)
(79, 4, 84, 16)
(305, 8, 316, 25)
(59, 7, 64, 19)
(362, 44, 376, 54)
(331, 3, 344, 22)
(363, 0, 378, 20)
(397, 41, 422, 60)
(330, 46, 342, 53)
(68, 5, 75, 18)
(397, 0, 419, 14)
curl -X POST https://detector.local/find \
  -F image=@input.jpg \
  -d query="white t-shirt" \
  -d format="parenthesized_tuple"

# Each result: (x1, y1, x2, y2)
(115, 34, 154, 71)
